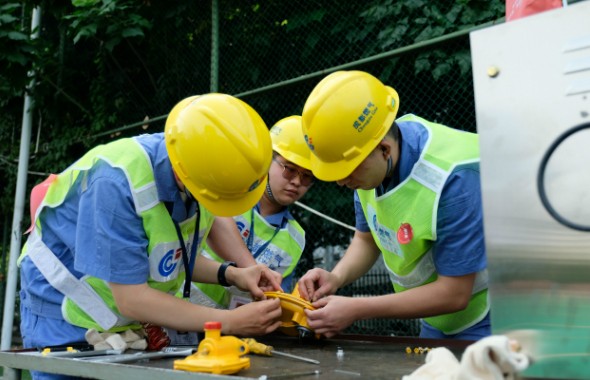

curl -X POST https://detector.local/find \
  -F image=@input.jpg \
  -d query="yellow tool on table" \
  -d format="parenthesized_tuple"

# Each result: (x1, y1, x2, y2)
(174, 321, 250, 375)
(243, 338, 319, 365)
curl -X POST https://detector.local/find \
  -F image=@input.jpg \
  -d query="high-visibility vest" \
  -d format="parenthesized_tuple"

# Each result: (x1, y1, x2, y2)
(190, 207, 304, 309)
(20, 137, 213, 331)
(357, 114, 489, 335)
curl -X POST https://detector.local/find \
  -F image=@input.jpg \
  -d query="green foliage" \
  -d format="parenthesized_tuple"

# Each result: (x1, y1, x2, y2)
(0, 3, 36, 226)
(0, 0, 508, 340)
(354, 0, 504, 79)
(0, 3, 36, 102)
(65, 0, 150, 51)
(0, 0, 505, 274)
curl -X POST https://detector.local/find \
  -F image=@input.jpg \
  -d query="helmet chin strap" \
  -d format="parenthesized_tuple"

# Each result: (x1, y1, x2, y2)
(378, 156, 394, 195)
(185, 188, 195, 202)
(172, 169, 197, 203)
(266, 181, 277, 202)
(264, 180, 289, 210)
(386, 155, 393, 178)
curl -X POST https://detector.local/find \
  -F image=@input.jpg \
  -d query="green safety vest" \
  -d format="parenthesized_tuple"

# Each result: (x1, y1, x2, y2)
(190, 208, 304, 309)
(357, 114, 489, 335)
(20, 137, 214, 332)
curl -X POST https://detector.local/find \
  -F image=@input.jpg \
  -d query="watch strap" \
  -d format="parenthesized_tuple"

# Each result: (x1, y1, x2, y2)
(217, 261, 237, 287)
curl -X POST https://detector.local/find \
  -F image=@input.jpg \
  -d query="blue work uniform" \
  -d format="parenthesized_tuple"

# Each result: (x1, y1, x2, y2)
(19, 133, 197, 379)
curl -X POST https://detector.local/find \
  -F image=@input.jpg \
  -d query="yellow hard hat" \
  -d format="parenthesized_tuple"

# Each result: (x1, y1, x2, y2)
(269, 115, 312, 170)
(165, 94, 272, 217)
(301, 70, 399, 181)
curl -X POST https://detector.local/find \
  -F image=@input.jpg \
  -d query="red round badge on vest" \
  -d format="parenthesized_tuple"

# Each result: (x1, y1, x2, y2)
(397, 223, 413, 244)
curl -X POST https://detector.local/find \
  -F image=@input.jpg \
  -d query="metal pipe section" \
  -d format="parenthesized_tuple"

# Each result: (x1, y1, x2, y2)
(210, 0, 219, 92)
(1, 6, 42, 350)
(235, 18, 503, 99)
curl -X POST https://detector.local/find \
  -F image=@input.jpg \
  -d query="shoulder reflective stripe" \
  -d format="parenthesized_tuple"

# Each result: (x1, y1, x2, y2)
(130, 140, 159, 212)
(472, 269, 488, 294)
(26, 231, 118, 330)
(385, 249, 435, 288)
(90, 155, 152, 215)
(74, 154, 158, 214)
(410, 159, 449, 194)
(81, 172, 88, 192)
(134, 182, 159, 213)
(78, 140, 157, 214)
(189, 283, 224, 309)
(286, 222, 305, 250)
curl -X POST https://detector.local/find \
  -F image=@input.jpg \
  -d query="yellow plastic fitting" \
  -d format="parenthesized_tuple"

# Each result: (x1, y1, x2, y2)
(264, 285, 319, 339)
(174, 321, 250, 375)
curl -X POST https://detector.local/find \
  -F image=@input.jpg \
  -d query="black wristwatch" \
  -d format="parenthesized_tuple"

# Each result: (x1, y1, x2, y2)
(217, 261, 237, 287)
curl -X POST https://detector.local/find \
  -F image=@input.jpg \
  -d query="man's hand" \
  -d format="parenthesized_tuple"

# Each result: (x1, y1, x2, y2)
(226, 264, 283, 300)
(297, 268, 338, 302)
(304, 295, 357, 338)
(225, 298, 282, 336)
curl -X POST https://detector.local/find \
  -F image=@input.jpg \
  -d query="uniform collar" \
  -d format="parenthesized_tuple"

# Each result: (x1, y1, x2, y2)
(254, 203, 292, 227)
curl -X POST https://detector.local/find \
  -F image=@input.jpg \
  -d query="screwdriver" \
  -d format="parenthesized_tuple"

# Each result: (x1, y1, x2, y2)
(243, 338, 320, 365)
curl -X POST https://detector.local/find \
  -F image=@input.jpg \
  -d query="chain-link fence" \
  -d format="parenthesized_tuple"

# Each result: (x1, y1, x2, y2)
(1, 1, 506, 339)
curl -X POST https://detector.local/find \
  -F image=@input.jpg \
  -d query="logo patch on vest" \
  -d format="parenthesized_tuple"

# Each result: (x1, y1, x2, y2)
(397, 223, 413, 244)
(150, 241, 188, 282)
(236, 220, 250, 239)
(159, 248, 183, 277)
(367, 205, 402, 256)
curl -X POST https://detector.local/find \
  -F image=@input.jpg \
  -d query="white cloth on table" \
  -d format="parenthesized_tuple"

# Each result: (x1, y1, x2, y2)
(85, 328, 148, 351)
(403, 335, 531, 380)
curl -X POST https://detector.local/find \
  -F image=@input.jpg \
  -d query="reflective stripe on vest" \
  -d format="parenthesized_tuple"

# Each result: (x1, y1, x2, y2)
(26, 230, 119, 330)
(385, 248, 489, 295)
(384, 248, 435, 289)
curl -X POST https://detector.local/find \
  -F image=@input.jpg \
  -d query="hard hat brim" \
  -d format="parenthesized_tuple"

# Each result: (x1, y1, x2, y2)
(309, 114, 394, 182)
(194, 175, 268, 217)
(309, 153, 366, 182)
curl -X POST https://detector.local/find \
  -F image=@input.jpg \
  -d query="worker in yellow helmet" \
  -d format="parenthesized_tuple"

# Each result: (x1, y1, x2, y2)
(191, 115, 315, 309)
(19, 94, 283, 380)
(298, 71, 490, 341)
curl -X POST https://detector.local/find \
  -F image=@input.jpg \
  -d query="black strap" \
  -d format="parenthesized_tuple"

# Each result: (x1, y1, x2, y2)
(172, 204, 201, 299)
(217, 261, 237, 287)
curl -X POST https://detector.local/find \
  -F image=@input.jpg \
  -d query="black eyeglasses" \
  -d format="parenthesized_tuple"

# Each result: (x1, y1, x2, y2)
(273, 159, 315, 187)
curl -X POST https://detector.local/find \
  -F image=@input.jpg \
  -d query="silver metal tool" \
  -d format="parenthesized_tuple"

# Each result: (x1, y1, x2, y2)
(268, 350, 319, 365)
(77, 346, 195, 363)
(24, 349, 124, 358)
(259, 370, 321, 379)
(243, 338, 320, 365)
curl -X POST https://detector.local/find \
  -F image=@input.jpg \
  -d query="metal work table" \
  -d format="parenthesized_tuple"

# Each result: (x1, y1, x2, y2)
(0, 334, 549, 379)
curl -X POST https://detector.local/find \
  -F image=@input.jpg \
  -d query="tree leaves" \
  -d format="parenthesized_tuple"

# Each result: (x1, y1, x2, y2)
(0, 0, 504, 257)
